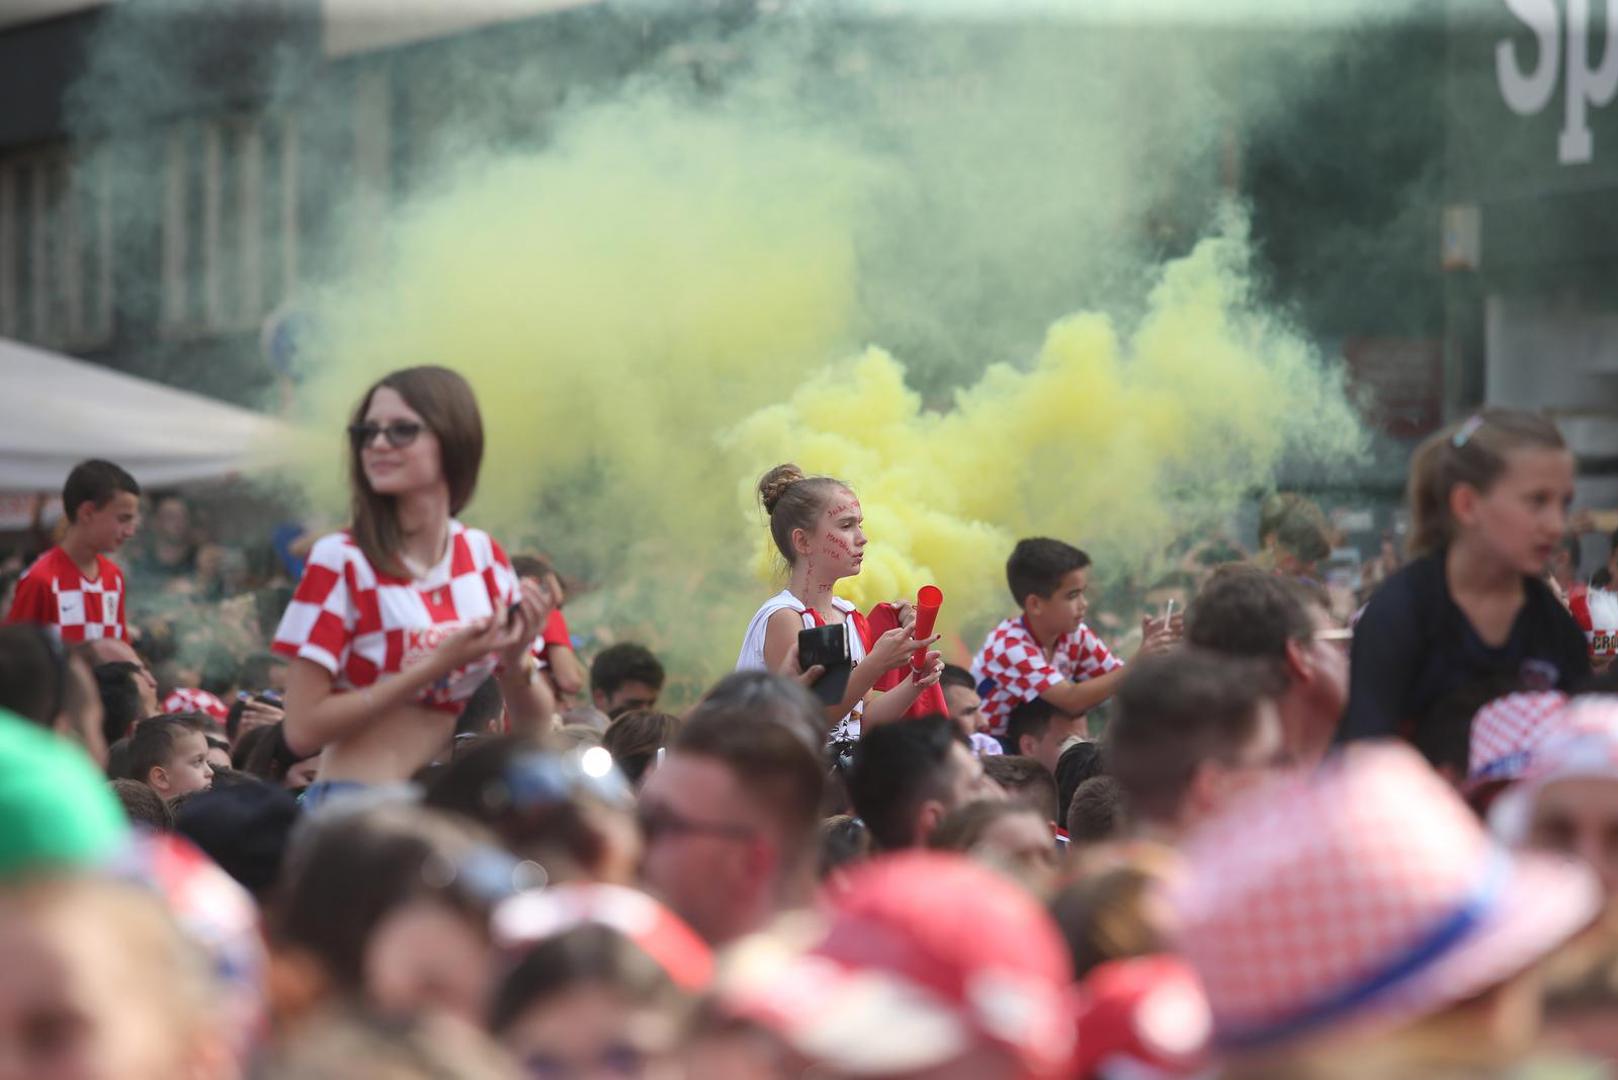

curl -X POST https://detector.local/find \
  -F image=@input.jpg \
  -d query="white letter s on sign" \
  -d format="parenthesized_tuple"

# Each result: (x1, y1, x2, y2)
(1498, 0, 1562, 115)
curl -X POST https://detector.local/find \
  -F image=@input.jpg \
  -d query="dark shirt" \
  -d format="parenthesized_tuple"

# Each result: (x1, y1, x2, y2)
(1339, 551, 1590, 744)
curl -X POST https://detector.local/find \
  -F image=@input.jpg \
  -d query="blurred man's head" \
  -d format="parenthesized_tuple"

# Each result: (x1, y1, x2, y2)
(1187, 565, 1347, 765)
(590, 644, 665, 719)
(638, 673, 825, 946)
(1002, 696, 1072, 772)
(847, 716, 1001, 851)
(75, 638, 160, 718)
(0, 625, 106, 766)
(939, 664, 985, 740)
(1107, 649, 1285, 841)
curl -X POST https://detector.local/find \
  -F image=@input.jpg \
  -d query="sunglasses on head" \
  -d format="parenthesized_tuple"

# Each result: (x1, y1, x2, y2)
(347, 419, 425, 450)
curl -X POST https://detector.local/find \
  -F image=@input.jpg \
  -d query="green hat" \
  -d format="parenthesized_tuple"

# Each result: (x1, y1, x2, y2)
(0, 709, 128, 877)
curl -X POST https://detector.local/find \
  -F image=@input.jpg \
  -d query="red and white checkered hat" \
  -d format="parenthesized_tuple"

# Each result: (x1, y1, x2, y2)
(719, 851, 1077, 1078)
(1165, 743, 1600, 1052)
(1468, 691, 1569, 782)
(162, 688, 229, 722)
(1491, 696, 1618, 845)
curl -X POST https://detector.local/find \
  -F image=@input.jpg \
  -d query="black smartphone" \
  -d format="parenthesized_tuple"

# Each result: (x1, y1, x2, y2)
(798, 624, 853, 707)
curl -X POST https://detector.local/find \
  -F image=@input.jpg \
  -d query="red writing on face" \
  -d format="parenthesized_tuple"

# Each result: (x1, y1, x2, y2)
(823, 535, 854, 556)
(824, 495, 861, 522)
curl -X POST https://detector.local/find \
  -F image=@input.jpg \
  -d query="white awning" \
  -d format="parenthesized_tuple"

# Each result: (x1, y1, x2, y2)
(0, 336, 297, 495)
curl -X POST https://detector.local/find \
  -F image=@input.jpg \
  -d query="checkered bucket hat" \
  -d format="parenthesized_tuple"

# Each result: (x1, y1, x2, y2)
(1468, 691, 1569, 783)
(1490, 696, 1618, 845)
(1165, 743, 1599, 1053)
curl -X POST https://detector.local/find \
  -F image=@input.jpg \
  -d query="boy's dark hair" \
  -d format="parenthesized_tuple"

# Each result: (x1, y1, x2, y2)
(1055, 740, 1105, 823)
(1003, 696, 1058, 756)
(120, 716, 199, 786)
(1186, 565, 1317, 670)
(675, 673, 825, 864)
(818, 814, 870, 880)
(94, 661, 147, 745)
(110, 778, 174, 830)
(63, 459, 140, 523)
(590, 643, 665, 697)
(1106, 649, 1281, 824)
(1067, 775, 1127, 844)
(846, 715, 963, 851)
(601, 709, 680, 786)
(982, 754, 1060, 824)
(1006, 538, 1091, 607)
(105, 736, 132, 780)
(939, 663, 976, 693)
(454, 676, 505, 739)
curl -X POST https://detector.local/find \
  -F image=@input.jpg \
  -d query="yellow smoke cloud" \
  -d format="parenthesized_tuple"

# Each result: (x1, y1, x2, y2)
(727, 217, 1361, 632)
(285, 31, 1365, 700)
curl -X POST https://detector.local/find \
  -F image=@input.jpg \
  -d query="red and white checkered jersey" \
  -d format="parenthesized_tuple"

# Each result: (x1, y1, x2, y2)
(1570, 585, 1618, 662)
(271, 522, 520, 714)
(3, 546, 127, 644)
(970, 616, 1122, 736)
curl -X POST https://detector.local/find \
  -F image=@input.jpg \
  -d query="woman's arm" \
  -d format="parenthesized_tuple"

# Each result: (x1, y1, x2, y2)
(495, 577, 560, 736)
(284, 650, 464, 757)
(283, 601, 534, 756)
(498, 657, 558, 736)
(861, 652, 944, 728)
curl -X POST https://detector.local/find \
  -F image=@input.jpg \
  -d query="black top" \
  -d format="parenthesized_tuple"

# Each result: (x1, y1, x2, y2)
(1339, 551, 1591, 743)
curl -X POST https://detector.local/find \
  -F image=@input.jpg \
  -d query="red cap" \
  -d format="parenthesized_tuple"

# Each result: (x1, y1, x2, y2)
(722, 851, 1076, 1077)
(1073, 955, 1210, 1078)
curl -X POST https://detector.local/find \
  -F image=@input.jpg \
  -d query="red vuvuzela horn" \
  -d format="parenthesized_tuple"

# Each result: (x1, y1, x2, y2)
(912, 585, 943, 670)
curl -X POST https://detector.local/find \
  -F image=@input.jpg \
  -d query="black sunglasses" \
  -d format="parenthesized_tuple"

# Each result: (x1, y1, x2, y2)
(347, 420, 425, 450)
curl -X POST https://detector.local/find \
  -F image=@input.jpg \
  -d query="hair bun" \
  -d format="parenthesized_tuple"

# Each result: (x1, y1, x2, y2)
(758, 464, 806, 516)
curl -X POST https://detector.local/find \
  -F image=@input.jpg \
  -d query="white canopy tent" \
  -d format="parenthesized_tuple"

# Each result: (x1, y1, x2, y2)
(0, 337, 297, 514)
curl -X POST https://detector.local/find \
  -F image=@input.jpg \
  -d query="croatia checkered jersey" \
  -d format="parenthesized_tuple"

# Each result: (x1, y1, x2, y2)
(970, 616, 1122, 736)
(4, 546, 127, 643)
(271, 521, 521, 713)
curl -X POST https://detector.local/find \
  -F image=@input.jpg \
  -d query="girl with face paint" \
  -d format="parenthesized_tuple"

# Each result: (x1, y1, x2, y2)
(736, 464, 943, 742)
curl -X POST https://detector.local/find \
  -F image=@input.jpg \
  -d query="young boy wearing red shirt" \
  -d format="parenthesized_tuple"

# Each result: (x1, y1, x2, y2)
(6, 460, 140, 643)
(971, 537, 1177, 739)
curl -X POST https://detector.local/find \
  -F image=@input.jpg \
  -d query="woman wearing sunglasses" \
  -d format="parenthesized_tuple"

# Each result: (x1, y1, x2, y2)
(271, 366, 554, 807)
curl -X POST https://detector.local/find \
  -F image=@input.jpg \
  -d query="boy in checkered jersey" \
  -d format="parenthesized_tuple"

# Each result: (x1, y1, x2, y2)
(971, 538, 1179, 739)
(5, 460, 140, 643)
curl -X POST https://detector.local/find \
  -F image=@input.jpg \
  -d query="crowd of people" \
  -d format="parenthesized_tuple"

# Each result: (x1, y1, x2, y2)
(1, 363, 1617, 1080)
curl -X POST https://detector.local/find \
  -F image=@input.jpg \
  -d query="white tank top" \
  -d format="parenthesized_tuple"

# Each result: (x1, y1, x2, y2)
(737, 589, 867, 741)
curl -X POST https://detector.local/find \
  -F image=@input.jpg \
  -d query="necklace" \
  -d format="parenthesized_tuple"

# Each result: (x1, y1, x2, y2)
(400, 525, 451, 584)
